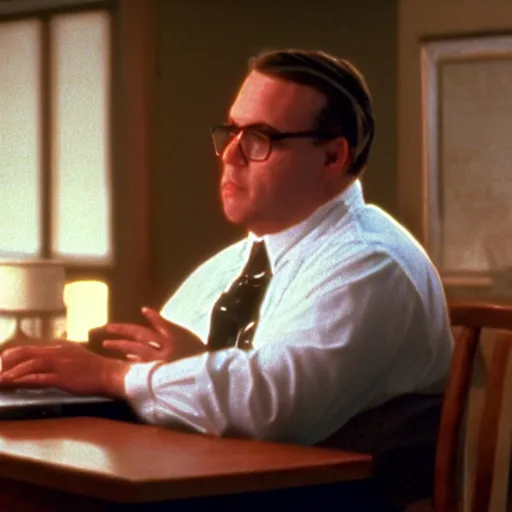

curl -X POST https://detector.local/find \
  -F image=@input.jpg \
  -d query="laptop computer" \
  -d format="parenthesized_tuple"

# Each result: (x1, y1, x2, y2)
(0, 387, 138, 421)
(0, 334, 139, 421)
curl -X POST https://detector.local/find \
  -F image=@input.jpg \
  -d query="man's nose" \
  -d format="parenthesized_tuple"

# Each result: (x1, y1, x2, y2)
(221, 132, 247, 166)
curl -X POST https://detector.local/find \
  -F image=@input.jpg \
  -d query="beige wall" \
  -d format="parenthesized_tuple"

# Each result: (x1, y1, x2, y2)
(398, 0, 512, 241)
(150, 0, 398, 305)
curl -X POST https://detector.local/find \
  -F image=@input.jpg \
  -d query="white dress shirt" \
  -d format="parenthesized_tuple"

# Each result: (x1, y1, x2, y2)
(124, 180, 453, 445)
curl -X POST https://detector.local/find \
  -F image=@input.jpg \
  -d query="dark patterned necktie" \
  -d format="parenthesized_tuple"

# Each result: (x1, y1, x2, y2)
(206, 241, 272, 351)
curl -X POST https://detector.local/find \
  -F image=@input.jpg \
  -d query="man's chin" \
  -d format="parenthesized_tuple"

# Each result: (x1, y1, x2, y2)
(223, 210, 246, 226)
(222, 203, 249, 226)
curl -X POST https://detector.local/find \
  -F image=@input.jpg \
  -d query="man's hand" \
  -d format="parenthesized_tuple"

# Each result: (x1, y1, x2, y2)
(89, 307, 206, 363)
(0, 343, 130, 399)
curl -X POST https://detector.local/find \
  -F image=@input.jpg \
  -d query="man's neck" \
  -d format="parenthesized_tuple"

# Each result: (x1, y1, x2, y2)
(249, 177, 357, 237)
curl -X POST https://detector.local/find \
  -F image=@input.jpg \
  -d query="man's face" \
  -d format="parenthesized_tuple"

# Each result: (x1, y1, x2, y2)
(218, 71, 333, 235)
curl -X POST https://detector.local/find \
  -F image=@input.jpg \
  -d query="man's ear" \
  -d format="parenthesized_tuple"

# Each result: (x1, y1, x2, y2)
(325, 152, 337, 165)
(323, 137, 351, 173)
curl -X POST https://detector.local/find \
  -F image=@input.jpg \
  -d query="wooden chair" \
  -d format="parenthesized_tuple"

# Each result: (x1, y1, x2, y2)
(320, 301, 512, 512)
(432, 301, 512, 512)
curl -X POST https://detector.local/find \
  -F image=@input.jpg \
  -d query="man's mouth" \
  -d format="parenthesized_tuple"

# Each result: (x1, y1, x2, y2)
(221, 181, 244, 194)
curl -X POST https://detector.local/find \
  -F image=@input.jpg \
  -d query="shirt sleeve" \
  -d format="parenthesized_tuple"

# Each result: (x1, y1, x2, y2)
(124, 248, 436, 445)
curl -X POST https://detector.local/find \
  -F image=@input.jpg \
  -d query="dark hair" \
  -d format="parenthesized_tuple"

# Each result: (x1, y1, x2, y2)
(248, 49, 375, 176)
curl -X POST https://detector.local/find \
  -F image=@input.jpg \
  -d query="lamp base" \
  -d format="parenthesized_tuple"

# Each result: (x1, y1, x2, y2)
(0, 314, 66, 350)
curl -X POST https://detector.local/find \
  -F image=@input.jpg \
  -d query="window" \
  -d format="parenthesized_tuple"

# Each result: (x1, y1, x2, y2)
(421, 35, 512, 299)
(0, 3, 113, 341)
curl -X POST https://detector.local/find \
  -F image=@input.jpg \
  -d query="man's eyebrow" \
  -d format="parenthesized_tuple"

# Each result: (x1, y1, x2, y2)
(227, 118, 280, 133)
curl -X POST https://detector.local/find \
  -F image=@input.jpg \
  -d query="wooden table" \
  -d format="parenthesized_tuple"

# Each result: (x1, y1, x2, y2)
(0, 417, 372, 510)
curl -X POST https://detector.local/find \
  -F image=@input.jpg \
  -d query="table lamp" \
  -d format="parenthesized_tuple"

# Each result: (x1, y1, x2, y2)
(0, 260, 67, 343)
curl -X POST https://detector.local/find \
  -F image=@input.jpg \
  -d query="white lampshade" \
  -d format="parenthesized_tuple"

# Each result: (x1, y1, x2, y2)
(0, 260, 66, 314)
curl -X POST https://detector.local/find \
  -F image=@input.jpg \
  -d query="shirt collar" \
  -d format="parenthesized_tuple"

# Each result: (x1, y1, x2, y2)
(245, 179, 364, 272)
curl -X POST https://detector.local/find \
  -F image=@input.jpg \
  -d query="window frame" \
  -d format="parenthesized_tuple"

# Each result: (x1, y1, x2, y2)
(420, 34, 512, 291)
(0, 0, 154, 324)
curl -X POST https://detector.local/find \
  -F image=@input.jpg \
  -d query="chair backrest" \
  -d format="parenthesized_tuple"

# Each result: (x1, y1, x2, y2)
(436, 301, 512, 512)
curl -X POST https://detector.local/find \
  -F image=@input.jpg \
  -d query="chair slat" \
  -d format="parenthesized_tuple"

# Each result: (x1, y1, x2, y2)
(435, 326, 480, 512)
(472, 333, 512, 512)
(435, 301, 512, 512)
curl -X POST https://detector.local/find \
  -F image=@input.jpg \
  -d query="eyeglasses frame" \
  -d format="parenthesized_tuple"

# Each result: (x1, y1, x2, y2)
(210, 123, 339, 162)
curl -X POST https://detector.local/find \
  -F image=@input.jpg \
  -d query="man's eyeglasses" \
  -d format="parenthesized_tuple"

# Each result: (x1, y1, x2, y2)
(211, 123, 337, 162)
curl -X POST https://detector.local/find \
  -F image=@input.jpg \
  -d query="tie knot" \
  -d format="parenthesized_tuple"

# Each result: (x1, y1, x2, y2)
(243, 241, 271, 278)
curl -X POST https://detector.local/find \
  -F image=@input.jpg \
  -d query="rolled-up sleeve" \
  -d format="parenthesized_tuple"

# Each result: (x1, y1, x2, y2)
(123, 248, 439, 445)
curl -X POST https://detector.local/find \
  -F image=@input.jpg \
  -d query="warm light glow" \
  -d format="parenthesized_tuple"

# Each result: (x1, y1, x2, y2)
(64, 280, 108, 341)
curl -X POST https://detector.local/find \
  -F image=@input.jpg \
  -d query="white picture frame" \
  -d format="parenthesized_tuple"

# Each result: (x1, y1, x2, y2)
(420, 35, 512, 291)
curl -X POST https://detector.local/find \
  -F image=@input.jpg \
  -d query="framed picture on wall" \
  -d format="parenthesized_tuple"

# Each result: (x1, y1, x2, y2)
(421, 34, 512, 297)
